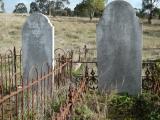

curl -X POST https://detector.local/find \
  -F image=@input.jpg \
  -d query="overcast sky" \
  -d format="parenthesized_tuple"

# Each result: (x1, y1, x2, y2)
(4, 0, 143, 13)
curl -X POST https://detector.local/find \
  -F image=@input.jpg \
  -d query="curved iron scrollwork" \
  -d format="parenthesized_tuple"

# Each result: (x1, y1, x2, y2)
(142, 61, 160, 95)
(87, 69, 98, 90)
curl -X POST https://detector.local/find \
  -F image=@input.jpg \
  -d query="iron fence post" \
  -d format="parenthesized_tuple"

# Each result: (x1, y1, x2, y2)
(13, 47, 17, 87)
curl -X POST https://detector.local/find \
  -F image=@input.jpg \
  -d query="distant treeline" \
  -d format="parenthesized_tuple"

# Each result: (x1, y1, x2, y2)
(12, 0, 160, 23)
(12, 0, 105, 21)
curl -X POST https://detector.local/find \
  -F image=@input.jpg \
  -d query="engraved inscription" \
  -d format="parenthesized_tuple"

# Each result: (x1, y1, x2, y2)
(29, 22, 41, 38)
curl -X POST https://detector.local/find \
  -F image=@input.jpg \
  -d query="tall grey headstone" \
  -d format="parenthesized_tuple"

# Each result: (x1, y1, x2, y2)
(97, 0, 142, 95)
(22, 13, 54, 81)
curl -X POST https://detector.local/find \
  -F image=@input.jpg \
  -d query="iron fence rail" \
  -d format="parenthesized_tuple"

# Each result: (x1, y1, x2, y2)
(0, 61, 71, 120)
(0, 46, 160, 98)
(53, 77, 87, 120)
(0, 46, 160, 120)
(0, 47, 72, 120)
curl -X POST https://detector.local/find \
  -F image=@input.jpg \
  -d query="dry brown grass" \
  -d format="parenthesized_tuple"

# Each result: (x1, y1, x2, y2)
(0, 13, 160, 60)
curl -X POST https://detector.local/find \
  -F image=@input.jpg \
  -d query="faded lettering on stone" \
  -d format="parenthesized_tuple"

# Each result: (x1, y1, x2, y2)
(29, 22, 41, 38)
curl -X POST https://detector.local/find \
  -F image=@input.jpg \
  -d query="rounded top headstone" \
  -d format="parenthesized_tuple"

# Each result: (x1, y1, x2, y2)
(22, 13, 54, 39)
(96, 0, 142, 95)
(22, 12, 54, 82)
(108, 0, 133, 8)
(98, 0, 137, 26)
(23, 13, 53, 30)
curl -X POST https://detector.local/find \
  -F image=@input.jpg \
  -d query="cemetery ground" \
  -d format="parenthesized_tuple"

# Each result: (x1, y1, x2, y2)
(0, 13, 160, 120)
(0, 14, 160, 60)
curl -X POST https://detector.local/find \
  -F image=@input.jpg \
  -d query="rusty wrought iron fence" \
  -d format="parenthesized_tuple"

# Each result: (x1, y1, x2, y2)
(142, 60, 160, 95)
(72, 45, 160, 95)
(0, 47, 72, 120)
(53, 77, 87, 120)
(0, 45, 160, 120)
(52, 64, 97, 120)
(0, 47, 22, 97)
(0, 62, 71, 120)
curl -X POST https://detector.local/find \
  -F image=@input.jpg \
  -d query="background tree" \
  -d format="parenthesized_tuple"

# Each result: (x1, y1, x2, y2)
(74, 0, 105, 20)
(64, 7, 72, 16)
(74, 1, 89, 17)
(30, 2, 39, 13)
(13, 3, 27, 13)
(142, 0, 160, 24)
(85, 0, 105, 21)
(0, 0, 5, 13)
(55, 1, 64, 9)
(154, 7, 160, 19)
(135, 8, 145, 18)
(33, 0, 69, 15)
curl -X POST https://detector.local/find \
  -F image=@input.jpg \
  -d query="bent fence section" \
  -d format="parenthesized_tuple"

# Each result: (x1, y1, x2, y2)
(53, 77, 87, 120)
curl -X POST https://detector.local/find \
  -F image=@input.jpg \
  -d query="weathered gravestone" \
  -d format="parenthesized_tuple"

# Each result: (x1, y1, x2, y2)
(97, 0, 142, 95)
(22, 13, 54, 82)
